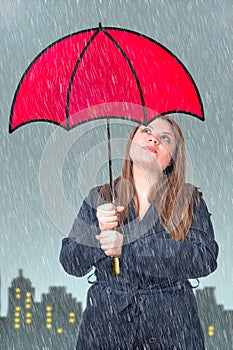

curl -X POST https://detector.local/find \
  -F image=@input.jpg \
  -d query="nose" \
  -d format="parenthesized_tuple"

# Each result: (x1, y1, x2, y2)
(149, 135, 160, 145)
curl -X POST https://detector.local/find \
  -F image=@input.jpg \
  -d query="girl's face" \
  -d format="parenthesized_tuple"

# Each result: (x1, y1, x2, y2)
(130, 118, 176, 171)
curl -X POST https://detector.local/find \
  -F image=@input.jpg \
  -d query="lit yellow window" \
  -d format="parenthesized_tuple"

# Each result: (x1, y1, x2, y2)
(69, 312, 75, 317)
(15, 306, 21, 311)
(46, 312, 52, 317)
(46, 306, 52, 311)
(57, 328, 63, 334)
(26, 319, 32, 324)
(14, 324, 20, 329)
(15, 288, 20, 293)
(26, 313, 31, 318)
(26, 298, 31, 303)
(25, 304, 31, 309)
(14, 318, 20, 323)
(46, 318, 52, 323)
(26, 292, 31, 297)
(69, 318, 75, 323)
(46, 324, 52, 329)
(208, 325, 214, 336)
(16, 294, 21, 299)
(15, 312, 20, 317)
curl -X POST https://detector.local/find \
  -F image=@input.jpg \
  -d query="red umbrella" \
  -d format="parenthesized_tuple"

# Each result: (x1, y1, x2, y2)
(9, 23, 204, 274)
(9, 23, 203, 132)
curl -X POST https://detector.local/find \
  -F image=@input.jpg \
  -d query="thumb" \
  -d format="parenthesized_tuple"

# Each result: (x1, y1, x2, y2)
(116, 206, 124, 212)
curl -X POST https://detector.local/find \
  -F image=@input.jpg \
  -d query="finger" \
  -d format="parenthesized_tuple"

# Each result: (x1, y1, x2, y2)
(100, 235, 119, 245)
(95, 232, 114, 241)
(97, 203, 116, 216)
(100, 239, 121, 249)
(104, 249, 120, 257)
(100, 243, 113, 250)
(99, 220, 118, 228)
(96, 235, 111, 243)
(98, 221, 118, 231)
(97, 211, 116, 218)
(96, 237, 111, 249)
(99, 237, 113, 245)
(99, 215, 118, 223)
(100, 223, 118, 231)
(104, 249, 113, 257)
(97, 230, 117, 237)
(98, 203, 115, 211)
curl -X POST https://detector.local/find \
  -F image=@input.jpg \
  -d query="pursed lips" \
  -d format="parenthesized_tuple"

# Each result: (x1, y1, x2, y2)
(143, 146, 157, 153)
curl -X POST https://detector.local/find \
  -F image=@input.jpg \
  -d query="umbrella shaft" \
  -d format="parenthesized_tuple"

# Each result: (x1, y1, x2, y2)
(107, 119, 114, 203)
(106, 119, 120, 275)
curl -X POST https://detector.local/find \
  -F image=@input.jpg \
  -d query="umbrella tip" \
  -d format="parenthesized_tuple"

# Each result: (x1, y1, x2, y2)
(98, 22, 103, 30)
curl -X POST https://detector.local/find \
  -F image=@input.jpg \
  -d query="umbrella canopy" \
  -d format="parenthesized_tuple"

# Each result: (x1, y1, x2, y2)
(9, 23, 204, 133)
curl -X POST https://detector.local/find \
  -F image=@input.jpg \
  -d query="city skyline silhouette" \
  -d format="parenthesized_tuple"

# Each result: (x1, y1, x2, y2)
(0, 269, 232, 349)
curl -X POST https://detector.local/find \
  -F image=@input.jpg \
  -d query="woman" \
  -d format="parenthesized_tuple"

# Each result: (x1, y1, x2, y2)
(60, 115, 218, 349)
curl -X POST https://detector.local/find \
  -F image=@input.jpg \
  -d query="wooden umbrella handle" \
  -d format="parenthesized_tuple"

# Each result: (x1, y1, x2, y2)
(113, 257, 120, 275)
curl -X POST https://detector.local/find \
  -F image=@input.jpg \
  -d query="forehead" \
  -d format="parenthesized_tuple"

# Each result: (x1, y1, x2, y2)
(147, 118, 174, 133)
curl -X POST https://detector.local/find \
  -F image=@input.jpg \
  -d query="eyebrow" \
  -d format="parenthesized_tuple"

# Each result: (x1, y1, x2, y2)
(160, 132, 174, 136)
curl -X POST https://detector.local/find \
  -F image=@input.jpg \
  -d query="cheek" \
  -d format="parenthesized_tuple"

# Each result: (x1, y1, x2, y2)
(129, 134, 143, 158)
(132, 132, 143, 144)
(159, 149, 173, 169)
(129, 141, 139, 160)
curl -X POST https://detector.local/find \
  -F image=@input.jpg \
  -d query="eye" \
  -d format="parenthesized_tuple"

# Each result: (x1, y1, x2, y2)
(142, 127, 152, 134)
(160, 135, 171, 143)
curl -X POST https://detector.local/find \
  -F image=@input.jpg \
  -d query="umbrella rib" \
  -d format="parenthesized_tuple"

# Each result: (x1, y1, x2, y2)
(65, 29, 100, 129)
(102, 30, 147, 125)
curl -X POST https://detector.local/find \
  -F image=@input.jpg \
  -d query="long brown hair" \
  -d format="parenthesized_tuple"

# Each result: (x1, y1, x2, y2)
(98, 115, 200, 241)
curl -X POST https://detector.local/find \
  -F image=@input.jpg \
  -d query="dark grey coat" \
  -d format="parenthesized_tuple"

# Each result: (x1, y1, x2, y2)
(60, 186, 218, 349)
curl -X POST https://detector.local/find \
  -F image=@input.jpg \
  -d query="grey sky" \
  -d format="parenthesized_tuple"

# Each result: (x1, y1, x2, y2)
(0, 0, 232, 316)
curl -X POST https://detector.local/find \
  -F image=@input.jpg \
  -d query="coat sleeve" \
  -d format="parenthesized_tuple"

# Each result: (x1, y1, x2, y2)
(121, 197, 219, 280)
(59, 187, 107, 277)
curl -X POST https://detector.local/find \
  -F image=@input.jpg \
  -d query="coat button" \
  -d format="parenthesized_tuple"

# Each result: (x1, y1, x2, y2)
(106, 287, 112, 295)
(138, 295, 144, 304)
(149, 338, 157, 343)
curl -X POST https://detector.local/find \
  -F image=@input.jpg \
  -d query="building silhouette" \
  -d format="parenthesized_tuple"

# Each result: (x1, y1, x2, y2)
(0, 270, 82, 350)
(195, 287, 233, 349)
(0, 270, 233, 349)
